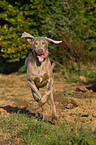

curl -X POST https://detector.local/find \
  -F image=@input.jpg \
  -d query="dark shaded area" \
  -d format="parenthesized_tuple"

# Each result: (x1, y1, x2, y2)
(0, 59, 25, 74)
(81, 114, 89, 117)
(0, 105, 40, 118)
(76, 88, 86, 93)
(84, 80, 96, 92)
(0, 105, 55, 124)
(0, 18, 11, 25)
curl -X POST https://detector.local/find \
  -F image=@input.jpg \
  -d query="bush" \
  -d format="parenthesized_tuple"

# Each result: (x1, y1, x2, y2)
(0, 0, 58, 62)
(81, 0, 96, 51)
(42, 0, 88, 68)
(85, 70, 96, 79)
(18, 65, 26, 73)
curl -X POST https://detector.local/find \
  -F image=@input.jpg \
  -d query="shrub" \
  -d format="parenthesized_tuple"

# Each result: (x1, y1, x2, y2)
(0, 0, 58, 62)
(18, 65, 26, 73)
(42, 0, 88, 68)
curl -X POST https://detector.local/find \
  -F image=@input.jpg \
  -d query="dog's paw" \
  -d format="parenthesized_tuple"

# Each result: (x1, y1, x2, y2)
(52, 115, 59, 122)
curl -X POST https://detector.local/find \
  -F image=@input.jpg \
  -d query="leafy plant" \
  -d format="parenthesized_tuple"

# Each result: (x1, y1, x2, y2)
(0, 0, 96, 67)
(81, 0, 96, 51)
(42, 0, 88, 68)
(0, 0, 58, 62)
(18, 65, 26, 73)
(85, 70, 96, 79)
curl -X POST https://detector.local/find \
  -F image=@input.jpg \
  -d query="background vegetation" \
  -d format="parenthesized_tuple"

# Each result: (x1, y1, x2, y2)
(0, 0, 96, 69)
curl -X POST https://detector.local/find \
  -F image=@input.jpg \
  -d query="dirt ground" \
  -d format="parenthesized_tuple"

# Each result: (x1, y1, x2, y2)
(0, 73, 96, 131)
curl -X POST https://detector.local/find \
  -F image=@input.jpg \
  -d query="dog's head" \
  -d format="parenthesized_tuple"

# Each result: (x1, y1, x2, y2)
(21, 32, 62, 63)
(28, 37, 49, 62)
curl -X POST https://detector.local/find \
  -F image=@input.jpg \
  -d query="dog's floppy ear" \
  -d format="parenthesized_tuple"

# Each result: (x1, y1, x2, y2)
(21, 32, 34, 39)
(45, 37, 62, 44)
(21, 32, 34, 45)
(27, 39, 33, 45)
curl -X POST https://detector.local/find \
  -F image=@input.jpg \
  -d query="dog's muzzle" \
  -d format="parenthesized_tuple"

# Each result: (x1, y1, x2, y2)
(37, 49, 49, 62)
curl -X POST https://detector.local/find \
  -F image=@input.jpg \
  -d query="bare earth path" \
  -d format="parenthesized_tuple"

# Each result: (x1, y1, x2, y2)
(0, 73, 96, 131)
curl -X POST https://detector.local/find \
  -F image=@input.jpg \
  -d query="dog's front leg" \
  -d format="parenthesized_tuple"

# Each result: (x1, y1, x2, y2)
(28, 80, 50, 122)
(39, 78, 53, 105)
(41, 89, 52, 122)
(28, 80, 51, 105)
(28, 81, 41, 102)
(39, 78, 53, 122)
(42, 105, 48, 122)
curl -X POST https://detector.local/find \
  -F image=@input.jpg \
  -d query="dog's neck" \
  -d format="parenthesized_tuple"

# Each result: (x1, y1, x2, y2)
(32, 51, 41, 67)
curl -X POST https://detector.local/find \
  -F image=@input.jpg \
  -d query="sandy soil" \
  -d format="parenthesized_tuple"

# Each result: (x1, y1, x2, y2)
(0, 73, 96, 130)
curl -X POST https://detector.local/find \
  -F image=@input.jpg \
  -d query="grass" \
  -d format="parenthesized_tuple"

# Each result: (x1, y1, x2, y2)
(64, 79, 80, 84)
(1, 89, 11, 95)
(84, 70, 96, 80)
(18, 65, 26, 74)
(55, 67, 96, 84)
(63, 91, 76, 98)
(0, 113, 96, 145)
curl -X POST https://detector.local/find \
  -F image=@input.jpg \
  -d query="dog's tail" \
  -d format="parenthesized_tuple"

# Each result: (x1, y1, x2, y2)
(51, 62, 56, 70)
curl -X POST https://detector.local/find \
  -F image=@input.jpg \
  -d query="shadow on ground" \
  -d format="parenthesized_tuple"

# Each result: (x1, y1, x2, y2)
(84, 80, 96, 92)
(0, 105, 54, 124)
(0, 105, 39, 118)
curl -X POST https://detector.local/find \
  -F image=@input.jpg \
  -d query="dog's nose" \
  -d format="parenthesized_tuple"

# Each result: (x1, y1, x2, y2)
(38, 49, 43, 55)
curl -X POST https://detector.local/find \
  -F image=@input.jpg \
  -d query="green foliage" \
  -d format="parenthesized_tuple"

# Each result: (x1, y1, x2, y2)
(85, 70, 96, 79)
(71, 62, 79, 72)
(81, 0, 96, 50)
(42, 0, 88, 67)
(0, 0, 96, 66)
(0, 0, 58, 62)
(63, 91, 76, 98)
(0, 0, 36, 62)
(0, 113, 96, 144)
(18, 65, 26, 73)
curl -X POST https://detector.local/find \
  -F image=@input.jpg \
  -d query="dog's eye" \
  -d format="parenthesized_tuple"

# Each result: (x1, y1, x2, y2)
(34, 42, 38, 47)
(42, 41, 46, 45)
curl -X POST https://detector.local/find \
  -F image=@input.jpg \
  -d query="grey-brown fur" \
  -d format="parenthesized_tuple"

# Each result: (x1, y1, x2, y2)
(21, 32, 62, 122)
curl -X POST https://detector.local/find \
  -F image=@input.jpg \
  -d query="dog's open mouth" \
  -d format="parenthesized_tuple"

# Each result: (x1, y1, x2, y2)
(37, 50, 49, 62)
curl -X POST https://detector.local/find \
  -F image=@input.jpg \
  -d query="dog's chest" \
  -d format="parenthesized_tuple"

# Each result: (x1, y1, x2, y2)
(28, 61, 49, 88)
(34, 73, 49, 88)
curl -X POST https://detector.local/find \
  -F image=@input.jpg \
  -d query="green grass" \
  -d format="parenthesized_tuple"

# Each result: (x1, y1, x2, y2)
(18, 65, 26, 74)
(63, 91, 76, 98)
(84, 70, 96, 79)
(64, 79, 80, 84)
(0, 113, 96, 145)
(1, 89, 11, 95)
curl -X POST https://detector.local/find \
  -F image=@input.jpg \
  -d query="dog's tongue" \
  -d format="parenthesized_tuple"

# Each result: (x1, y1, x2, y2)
(37, 56, 44, 62)
(37, 50, 49, 62)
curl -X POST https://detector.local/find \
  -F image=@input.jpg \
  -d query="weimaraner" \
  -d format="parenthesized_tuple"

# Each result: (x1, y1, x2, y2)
(21, 32, 62, 122)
